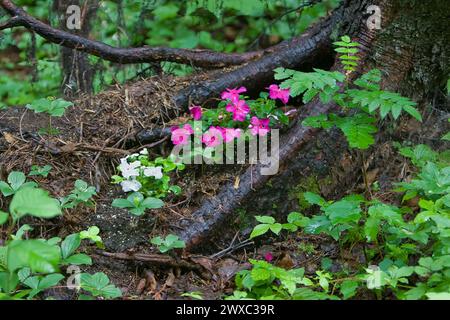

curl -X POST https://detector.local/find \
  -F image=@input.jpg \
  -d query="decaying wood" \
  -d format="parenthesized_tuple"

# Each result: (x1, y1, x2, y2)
(177, 0, 381, 251)
(98, 251, 209, 275)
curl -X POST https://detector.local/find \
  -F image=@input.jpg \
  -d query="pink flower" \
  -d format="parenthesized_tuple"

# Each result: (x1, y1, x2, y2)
(264, 252, 274, 262)
(171, 124, 194, 145)
(249, 117, 270, 136)
(218, 127, 242, 143)
(221, 87, 247, 103)
(226, 99, 250, 122)
(202, 126, 223, 147)
(268, 84, 290, 104)
(189, 105, 202, 120)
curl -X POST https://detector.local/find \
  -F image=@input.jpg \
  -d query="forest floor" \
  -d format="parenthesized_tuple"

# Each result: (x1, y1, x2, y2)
(0, 71, 448, 300)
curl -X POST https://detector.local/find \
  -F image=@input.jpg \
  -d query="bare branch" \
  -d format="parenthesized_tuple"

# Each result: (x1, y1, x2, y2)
(0, 0, 263, 67)
(0, 16, 23, 30)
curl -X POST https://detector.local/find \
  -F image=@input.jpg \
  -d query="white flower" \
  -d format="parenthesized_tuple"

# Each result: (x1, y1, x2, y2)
(126, 153, 139, 160)
(140, 148, 149, 155)
(119, 159, 141, 179)
(120, 179, 142, 192)
(143, 166, 163, 179)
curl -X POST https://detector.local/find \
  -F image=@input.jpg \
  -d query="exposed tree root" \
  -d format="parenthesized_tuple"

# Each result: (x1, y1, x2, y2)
(98, 251, 211, 278)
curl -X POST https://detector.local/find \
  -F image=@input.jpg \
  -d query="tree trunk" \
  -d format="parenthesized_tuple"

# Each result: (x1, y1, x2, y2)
(54, 0, 98, 96)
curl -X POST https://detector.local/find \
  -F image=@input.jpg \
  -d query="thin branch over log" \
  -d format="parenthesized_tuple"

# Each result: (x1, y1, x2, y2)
(0, 0, 262, 68)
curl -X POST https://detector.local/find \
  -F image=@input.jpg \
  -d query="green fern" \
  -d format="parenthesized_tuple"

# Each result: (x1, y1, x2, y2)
(333, 35, 360, 72)
(274, 67, 344, 103)
(274, 35, 423, 150)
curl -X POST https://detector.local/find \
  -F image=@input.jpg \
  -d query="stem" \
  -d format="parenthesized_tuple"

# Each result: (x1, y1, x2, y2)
(361, 152, 372, 200)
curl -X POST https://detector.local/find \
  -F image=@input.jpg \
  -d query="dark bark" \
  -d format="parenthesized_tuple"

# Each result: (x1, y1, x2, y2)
(54, 0, 98, 96)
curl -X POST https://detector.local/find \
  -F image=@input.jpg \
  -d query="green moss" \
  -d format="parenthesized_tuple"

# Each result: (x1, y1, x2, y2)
(289, 176, 321, 210)
(289, 175, 334, 211)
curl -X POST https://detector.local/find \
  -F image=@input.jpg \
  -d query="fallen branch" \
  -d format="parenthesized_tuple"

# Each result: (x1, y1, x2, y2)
(0, 0, 263, 68)
(98, 251, 205, 273)
(177, 0, 380, 250)
(172, 6, 336, 110)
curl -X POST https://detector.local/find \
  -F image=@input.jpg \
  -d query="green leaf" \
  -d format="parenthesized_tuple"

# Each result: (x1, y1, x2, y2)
(250, 268, 271, 281)
(336, 115, 377, 149)
(340, 280, 359, 299)
(61, 234, 81, 259)
(403, 105, 422, 122)
(111, 198, 133, 209)
(303, 192, 326, 206)
(324, 200, 361, 224)
(7, 240, 61, 273)
(269, 223, 283, 235)
(0, 181, 14, 197)
(142, 197, 164, 209)
(0, 211, 8, 225)
(80, 272, 122, 299)
(255, 215, 275, 224)
(9, 188, 62, 221)
(64, 254, 92, 265)
(8, 171, 26, 191)
(426, 292, 450, 300)
(250, 224, 270, 239)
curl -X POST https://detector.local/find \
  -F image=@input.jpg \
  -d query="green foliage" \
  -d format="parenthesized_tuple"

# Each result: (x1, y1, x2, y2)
(79, 226, 104, 248)
(60, 180, 97, 209)
(275, 36, 422, 150)
(150, 234, 186, 253)
(9, 188, 62, 221)
(112, 192, 164, 216)
(25, 97, 73, 117)
(80, 272, 122, 299)
(28, 165, 52, 178)
(229, 138, 449, 300)
(0, 171, 37, 197)
(333, 35, 360, 72)
(250, 215, 283, 239)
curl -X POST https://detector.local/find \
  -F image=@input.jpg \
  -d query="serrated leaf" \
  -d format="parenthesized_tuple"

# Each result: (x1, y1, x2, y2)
(10, 188, 62, 221)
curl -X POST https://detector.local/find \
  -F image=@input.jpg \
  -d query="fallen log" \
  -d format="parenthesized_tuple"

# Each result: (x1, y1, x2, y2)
(177, 0, 380, 251)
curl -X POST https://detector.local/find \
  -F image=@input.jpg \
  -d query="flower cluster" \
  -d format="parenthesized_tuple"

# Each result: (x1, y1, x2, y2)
(170, 84, 291, 148)
(112, 149, 185, 198)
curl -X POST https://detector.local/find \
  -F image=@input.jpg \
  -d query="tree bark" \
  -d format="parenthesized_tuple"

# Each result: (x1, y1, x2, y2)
(53, 0, 98, 96)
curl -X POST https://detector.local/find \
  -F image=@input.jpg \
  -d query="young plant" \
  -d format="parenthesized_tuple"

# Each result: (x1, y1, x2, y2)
(112, 192, 164, 216)
(249, 215, 284, 239)
(25, 97, 73, 135)
(79, 272, 122, 300)
(28, 165, 52, 178)
(150, 234, 186, 253)
(0, 171, 38, 197)
(60, 179, 97, 209)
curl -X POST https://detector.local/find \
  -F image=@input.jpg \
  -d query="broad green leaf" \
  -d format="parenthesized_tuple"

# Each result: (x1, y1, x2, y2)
(7, 240, 61, 273)
(142, 197, 164, 209)
(9, 188, 61, 220)
(64, 254, 92, 265)
(340, 280, 359, 299)
(255, 215, 275, 224)
(0, 211, 8, 225)
(61, 234, 81, 259)
(80, 272, 122, 299)
(250, 224, 270, 239)
(8, 171, 26, 191)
